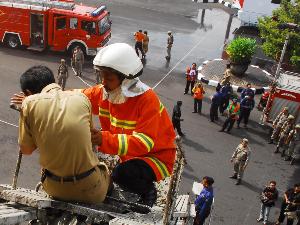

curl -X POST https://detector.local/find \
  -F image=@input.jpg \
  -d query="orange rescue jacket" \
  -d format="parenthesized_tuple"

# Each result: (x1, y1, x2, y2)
(134, 32, 145, 42)
(82, 86, 176, 181)
(193, 87, 205, 100)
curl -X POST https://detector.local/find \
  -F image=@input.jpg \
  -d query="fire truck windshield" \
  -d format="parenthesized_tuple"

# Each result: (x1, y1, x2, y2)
(98, 16, 111, 35)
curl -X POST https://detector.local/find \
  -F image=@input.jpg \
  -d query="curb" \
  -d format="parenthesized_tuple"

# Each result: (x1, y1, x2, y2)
(197, 58, 272, 95)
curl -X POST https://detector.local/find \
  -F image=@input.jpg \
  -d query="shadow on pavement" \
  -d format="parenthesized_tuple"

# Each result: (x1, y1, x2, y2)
(182, 136, 213, 153)
(182, 170, 199, 181)
(242, 180, 263, 194)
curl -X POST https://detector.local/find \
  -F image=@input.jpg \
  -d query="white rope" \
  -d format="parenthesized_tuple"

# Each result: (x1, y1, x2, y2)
(71, 67, 92, 87)
(152, 35, 207, 90)
(0, 119, 18, 128)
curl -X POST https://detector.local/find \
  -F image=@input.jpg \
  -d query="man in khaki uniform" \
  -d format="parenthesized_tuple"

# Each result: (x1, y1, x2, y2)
(269, 107, 289, 144)
(165, 31, 173, 60)
(17, 65, 110, 204)
(57, 59, 68, 91)
(284, 124, 300, 162)
(229, 138, 251, 185)
(274, 115, 295, 155)
(73, 46, 84, 77)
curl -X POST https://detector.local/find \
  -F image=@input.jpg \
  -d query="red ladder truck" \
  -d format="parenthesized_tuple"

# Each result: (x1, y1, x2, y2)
(0, 0, 111, 55)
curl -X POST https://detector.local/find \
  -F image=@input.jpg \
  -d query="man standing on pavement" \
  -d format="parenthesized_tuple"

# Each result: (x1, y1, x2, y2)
(219, 98, 240, 134)
(192, 82, 205, 114)
(172, 100, 185, 137)
(210, 86, 222, 122)
(229, 138, 251, 185)
(134, 29, 145, 59)
(165, 31, 173, 60)
(257, 181, 278, 225)
(241, 83, 255, 99)
(284, 124, 300, 162)
(57, 59, 68, 91)
(275, 183, 300, 225)
(184, 63, 197, 95)
(237, 95, 255, 128)
(142, 31, 149, 57)
(194, 176, 214, 225)
(274, 115, 295, 155)
(219, 82, 233, 114)
(80, 43, 176, 207)
(72, 46, 84, 77)
(269, 107, 289, 144)
(13, 65, 110, 204)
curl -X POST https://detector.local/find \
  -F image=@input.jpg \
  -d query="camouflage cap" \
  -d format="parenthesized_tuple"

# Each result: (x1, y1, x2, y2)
(296, 124, 300, 129)
(288, 115, 295, 120)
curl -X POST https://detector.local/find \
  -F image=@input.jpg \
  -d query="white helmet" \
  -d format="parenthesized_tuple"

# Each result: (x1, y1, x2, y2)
(93, 43, 143, 79)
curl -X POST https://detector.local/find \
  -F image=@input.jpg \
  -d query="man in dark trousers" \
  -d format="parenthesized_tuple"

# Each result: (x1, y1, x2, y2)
(219, 82, 233, 114)
(275, 183, 300, 225)
(194, 176, 214, 225)
(241, 83, 255, 99)
(172, 101, 184, 136)
(219, 98, 240, 134)
(237, 95, 255, 128)
(210, 87, 222, 122)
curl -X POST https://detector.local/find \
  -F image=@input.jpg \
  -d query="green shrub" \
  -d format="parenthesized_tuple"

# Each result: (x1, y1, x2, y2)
(226, 37, 257, 64)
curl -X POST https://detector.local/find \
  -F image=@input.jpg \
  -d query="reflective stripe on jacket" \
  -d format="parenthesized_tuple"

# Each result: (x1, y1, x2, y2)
(82, 86, 176, 181)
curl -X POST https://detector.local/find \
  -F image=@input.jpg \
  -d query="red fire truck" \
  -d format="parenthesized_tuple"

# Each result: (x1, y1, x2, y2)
(0, 0, 111, 56)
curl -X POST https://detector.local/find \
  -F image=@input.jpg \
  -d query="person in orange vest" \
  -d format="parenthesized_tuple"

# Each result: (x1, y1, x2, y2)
(184, 63, 198, 95)
(219, 98, 240, 133)
(192, 82, 205, 114)
(134, 30, 145, 59)
(81, 43, 176, 207)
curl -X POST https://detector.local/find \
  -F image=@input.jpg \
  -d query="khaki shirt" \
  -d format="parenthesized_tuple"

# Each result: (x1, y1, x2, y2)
(273, 112, 288, 127)
(18, 83, 99, 176)
(280, 121, 294, 137)
(232, 144, 251, 165)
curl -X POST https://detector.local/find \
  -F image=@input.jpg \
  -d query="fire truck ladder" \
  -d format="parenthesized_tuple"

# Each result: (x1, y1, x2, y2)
(0, 0, 75, 10)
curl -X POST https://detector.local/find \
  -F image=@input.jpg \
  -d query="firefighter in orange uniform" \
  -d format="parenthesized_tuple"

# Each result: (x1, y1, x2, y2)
(82, 43, 176, 207)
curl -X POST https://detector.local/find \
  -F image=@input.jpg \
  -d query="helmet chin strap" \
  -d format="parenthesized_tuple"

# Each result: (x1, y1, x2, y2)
(126, 69, 143, 79)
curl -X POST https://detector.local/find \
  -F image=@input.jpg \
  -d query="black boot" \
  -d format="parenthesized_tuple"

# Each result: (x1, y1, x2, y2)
(274, 147, 279, 153)
(229, 174, 237, 179)
(268, 139, 274, 144)
(138, 186, 157, 207)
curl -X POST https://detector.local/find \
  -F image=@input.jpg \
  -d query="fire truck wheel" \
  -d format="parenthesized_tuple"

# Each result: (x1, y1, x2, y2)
(6, 35, 20, 48)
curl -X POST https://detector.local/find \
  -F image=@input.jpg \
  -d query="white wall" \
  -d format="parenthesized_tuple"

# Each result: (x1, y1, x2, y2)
(238, 0, 280, 26)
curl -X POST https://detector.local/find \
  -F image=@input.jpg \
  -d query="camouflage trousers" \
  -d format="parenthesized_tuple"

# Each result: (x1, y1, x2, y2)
(233, 160, 246, 179)
(271, 126, 282, 141)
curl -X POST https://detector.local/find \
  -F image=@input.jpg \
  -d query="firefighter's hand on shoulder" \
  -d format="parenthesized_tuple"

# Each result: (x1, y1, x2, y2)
(91, 128, 102, 146)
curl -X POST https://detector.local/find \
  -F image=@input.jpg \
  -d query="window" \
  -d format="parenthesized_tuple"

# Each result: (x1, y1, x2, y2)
(56, 17, 66, 30)
(98, 16, 111, 35)
(70, 18, 78, 29)
(81, 20, 96, 35)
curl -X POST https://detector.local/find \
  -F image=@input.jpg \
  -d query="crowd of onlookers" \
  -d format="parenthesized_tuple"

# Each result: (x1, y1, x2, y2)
(173, 63, 300, 225)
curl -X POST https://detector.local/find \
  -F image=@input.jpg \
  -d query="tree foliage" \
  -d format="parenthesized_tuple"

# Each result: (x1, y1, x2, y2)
(258, 0, 300, 70)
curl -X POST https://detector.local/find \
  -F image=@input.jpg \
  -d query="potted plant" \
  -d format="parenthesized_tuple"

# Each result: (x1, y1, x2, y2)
(226, 37, 257, 76)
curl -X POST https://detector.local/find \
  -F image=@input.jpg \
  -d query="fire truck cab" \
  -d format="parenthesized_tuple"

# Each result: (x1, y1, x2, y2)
(0, 0, 111, 56)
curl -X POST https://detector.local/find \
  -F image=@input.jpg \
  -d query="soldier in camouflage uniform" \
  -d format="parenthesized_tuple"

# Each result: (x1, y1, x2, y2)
(269, 107, 289, 144)
(72, 46, 84, 77)
(57, 59, 68, 91)
(284, 124, 300, 162)
(229, 138, 251, 185)
(274, 115, 295, 155)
